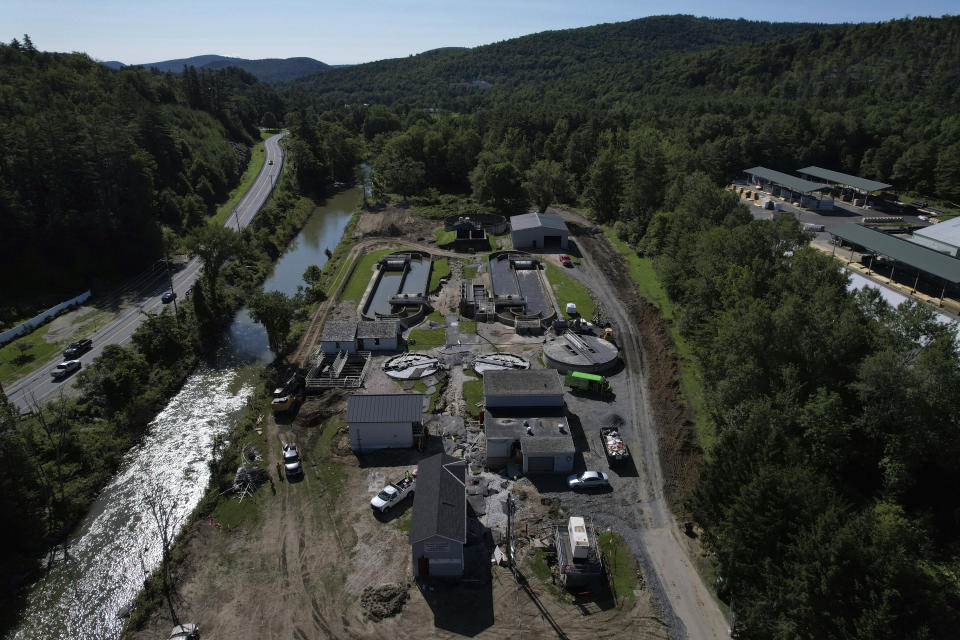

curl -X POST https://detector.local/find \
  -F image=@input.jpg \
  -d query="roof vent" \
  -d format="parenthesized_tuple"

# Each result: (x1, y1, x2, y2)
(526, 426, 534, 435)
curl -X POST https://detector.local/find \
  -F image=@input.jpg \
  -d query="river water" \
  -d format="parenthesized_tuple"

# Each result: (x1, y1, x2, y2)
(8, 186, 360, 640)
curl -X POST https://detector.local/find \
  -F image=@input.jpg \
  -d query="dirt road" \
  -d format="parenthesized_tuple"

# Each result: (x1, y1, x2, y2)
(556, 210, 729, 640)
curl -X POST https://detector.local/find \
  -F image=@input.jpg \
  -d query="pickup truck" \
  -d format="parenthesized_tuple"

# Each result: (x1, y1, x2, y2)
(370, 474, 416, 512)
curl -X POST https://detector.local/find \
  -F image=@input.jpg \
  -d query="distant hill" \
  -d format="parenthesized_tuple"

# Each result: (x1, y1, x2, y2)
(287, 15, 835, 103)
(113, 54, 329, 83)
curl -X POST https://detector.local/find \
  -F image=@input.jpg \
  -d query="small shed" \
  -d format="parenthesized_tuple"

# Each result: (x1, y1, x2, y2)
(346, 393, 424, 452)
(319, 321, 358, 355)
(510, 213, 569, 250)
(410, 453, 467, 578)
(357, 320, 399, 351)
(483, 369, 564, 409)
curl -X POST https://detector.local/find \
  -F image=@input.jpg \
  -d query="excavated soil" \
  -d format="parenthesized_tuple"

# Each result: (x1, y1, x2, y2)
(559, 212, 702, 508)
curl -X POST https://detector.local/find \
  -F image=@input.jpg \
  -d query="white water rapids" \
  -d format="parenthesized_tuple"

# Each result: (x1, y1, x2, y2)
(8, 367, 253, 640)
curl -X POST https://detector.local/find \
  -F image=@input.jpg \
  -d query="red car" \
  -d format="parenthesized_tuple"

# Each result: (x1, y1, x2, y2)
(559, 255, 573, 267)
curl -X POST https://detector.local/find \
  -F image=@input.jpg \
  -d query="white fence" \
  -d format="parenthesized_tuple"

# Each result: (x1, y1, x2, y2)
(0, 290, 92, 345)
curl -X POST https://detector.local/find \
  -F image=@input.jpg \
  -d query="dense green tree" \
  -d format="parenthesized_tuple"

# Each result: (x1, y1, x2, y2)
(185, 223, 240, 305)
(471, 160, 527, 214)
(248, 291, 298, 359)
(523, 159, 568, 212)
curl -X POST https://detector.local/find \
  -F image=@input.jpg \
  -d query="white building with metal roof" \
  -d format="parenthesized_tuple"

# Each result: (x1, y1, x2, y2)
(510, 213, 569, 250)
(346, 393, 424, 452)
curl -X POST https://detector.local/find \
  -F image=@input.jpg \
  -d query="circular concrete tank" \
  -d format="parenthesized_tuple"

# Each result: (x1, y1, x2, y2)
(542, 331, 619, 373)
(383, 353, 441, 380)
(472, 353, 530, 375)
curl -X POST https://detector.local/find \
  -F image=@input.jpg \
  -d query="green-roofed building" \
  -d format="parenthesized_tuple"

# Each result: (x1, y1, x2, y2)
(743, 166, 835, 211)
(827, 224, 960, 303)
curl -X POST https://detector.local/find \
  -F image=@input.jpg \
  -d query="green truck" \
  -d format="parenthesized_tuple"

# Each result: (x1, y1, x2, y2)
(564, 371, 611, 395)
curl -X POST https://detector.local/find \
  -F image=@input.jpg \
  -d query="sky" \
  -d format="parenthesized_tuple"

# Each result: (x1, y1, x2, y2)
(2, 0, 956, 66)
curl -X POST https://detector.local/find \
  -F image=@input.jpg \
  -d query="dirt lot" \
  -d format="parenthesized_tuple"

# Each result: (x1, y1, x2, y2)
(129, 206, 727, 640)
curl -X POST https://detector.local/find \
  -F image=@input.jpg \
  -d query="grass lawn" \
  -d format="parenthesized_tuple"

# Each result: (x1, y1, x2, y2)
(544, 263, 595, 320)
(601, 226, 714, 454)
(462, 379, 484, 418)
(434, 228, 456, 246)
(408, 327, 446, 349)
(211, 133, 269, 227)
(341, 249, 392, 302)
(429, 258, 451, 293)
(488, 233, 509, 251)
(1, 308, 114, 383)
(427, 309, 446, 324)
(598, 531, 639, 607)
(459, 320, 477, 334)
(463, 265, 478, 281)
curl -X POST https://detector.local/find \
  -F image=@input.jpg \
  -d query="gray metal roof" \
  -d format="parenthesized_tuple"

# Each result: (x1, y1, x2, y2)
(320, 321, 357, 343)
(510, 213, 569, 233)
(744, 167, 830, 195)
(797, 166, 892, 193)
(828, 224, 960, 284)
(914, 216, 960, 249)
(484, 369, 563, 397)
(346, 394, 423, 423)
(410, 453, 466, 544)
(357, 320, 398, 339)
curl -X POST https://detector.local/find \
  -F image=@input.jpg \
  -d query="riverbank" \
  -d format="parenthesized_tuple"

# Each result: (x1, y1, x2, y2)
(0, 156, 357, 639)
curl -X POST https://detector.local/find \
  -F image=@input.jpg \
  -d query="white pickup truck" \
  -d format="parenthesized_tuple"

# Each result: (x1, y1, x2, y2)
(371, 474, 416, 512)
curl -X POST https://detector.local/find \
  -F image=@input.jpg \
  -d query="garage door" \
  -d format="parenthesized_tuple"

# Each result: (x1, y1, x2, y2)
(543, 235, 562, 249)
(526, 456, 555, 473)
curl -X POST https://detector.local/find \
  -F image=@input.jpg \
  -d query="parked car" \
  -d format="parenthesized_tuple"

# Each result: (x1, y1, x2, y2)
(282, 443, 303, 478)
(567, 470, 609, 489)
(51, 360, 81, 380)
(559, 254, 573, 267)
(63, 338, 92, 359)
(161, 291, 177, 304)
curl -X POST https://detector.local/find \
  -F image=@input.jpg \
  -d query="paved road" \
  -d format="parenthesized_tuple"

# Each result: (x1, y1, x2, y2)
(6, 133, 285, 411)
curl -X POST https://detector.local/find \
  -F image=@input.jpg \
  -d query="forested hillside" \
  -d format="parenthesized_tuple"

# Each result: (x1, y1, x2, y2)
(287, 15, 831, 106)
(316, 16, 959, 227)
(129, 54, 329, 83)
(0, 39, 284, 303)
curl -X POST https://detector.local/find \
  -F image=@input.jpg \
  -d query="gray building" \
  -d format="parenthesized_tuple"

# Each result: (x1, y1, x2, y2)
(482, 369, 573, 473)
(320, 320, 399, 354)
(510, 213, 569, 250)
(346, 393, 424, 452)
(410, 453, 467, 578)
(911, 217, 960, 257)
(357, 320, 400, 351)
(483, 369, 564, 409)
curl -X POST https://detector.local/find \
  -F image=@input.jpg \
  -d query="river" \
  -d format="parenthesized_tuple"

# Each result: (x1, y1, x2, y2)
(7, 186, 360, 640)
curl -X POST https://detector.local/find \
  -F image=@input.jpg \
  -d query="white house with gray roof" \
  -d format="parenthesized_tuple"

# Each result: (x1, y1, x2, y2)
(510, 212, 569, 250)
(346, 393, 424, 452)
(410, 453, 466, 578)
(320, 320, 399, 355)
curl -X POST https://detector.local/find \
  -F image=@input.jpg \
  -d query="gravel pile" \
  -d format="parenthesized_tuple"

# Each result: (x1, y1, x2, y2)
(360, 583, 410, 621)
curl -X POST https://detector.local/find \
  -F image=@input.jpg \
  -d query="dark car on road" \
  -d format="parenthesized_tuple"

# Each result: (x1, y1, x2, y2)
(63, 338, 92, 359)
(161, 291, 177, 304)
